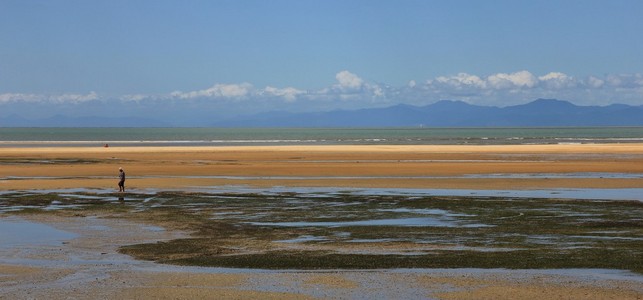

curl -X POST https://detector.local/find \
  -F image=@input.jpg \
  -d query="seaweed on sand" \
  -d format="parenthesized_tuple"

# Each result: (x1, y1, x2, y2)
(2, 191, 642, 273)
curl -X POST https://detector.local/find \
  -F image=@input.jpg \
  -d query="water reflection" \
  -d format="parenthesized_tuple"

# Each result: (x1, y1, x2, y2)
(0, 217, 77, 248)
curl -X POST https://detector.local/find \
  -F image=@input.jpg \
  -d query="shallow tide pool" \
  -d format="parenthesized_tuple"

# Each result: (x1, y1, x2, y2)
(0, 217, 77, 249)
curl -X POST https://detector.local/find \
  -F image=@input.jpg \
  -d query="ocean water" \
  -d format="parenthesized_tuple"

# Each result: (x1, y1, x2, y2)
(0, 127, 642, 147)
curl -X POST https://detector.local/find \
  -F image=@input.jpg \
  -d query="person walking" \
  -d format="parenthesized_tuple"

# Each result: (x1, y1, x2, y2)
(118, 167, 126, 192)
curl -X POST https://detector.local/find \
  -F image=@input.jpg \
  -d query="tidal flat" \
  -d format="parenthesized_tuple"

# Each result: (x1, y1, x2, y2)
(2, 190, 642, 273)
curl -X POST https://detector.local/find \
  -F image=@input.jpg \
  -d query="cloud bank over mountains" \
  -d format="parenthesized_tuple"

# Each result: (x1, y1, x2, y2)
(0, 91, 100, 104)
(1, 70, 642, 123)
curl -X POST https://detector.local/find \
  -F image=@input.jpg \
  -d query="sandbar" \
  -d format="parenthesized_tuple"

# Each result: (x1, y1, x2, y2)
(2, 143, 643, 191)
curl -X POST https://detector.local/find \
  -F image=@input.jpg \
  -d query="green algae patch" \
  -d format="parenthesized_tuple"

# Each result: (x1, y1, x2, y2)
(157, 249, 643, 272)
(117, 192, 643, 273)
(1, 190, 642, 273)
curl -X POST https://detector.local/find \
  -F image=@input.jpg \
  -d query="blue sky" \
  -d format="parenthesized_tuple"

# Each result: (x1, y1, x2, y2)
(1, 0, 642, 120)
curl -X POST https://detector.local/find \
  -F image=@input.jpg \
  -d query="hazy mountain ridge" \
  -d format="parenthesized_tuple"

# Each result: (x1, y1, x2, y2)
(212, 99, 643, 127)
(1, 99, 642, 127)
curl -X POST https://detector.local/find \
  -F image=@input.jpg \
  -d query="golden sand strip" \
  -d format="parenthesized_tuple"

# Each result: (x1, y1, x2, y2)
(1, 144, 643, 191)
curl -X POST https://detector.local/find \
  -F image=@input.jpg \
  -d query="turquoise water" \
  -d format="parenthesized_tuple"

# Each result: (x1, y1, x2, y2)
(1, 127, 642, 146)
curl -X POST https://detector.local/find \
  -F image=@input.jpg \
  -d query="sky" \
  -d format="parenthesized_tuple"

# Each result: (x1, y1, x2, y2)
(1, 0, 643, 122)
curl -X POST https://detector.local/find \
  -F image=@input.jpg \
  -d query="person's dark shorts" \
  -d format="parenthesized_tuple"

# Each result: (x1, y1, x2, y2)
(118, 180, 125, 187)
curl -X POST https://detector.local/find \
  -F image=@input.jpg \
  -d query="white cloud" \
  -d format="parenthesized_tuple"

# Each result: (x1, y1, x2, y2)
(418, 71, 643, 106)
(169, 83, 306, 102)
(538, 72, 576, 89)
(120, 94, 148, 102)
(297, 70, 387, 104)
(0, 93, 40, 103)
(0, 92, 98, 103)
(487, 70, 538, 89)
(428, 71, 577, 92)
(54, 92, 99, 103)
(606, 75, 624, 87)
(263, 86, 305, 102)
(371, 85, 384, 97)
(432, 73, 487, 89)
(172, 83, 252, 99)
(2, 71, 643, 114)
(586, 76, 605, 88)
(606, 73, 643, 88)
(335, 70, 364, 89)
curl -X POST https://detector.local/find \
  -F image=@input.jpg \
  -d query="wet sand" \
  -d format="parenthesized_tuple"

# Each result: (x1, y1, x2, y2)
(2, 144, 643, 298)
(1, 216, 642, 299)
(2, 144, 643, 191)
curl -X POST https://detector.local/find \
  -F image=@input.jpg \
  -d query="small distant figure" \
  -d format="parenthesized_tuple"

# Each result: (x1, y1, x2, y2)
(104, 143, 109, 148)
(118, 167, 126, 192)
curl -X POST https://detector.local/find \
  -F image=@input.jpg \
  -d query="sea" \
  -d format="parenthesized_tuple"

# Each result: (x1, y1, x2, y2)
(1, 127, 642, 147)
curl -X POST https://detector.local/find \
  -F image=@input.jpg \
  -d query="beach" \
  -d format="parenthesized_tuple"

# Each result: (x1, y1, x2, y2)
(2, 144, 643, 299)
(2, 144, 643, 191)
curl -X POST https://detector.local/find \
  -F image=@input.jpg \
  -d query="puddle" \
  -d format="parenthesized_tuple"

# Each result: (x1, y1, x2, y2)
(343, 188, 643, 201)
(248, 217, 491, 228)
(276, 235, 329, 243)
(463, 172, 643, 179)
(376, 208, 473, 217)
(347, 238, 409, 243)
(0, 217, 78, 249)
(569, 235, 643, 241)
(184, 186, 643, 201)
(142, 225, 166, 232)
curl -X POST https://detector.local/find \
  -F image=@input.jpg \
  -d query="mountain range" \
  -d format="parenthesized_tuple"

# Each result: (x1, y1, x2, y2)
(213, 99, 643, 127)
(2, 99, 642, 127)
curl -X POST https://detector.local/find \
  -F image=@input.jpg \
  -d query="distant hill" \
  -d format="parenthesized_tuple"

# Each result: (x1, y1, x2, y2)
(2, 99, 642, 127)
(212, 99, 643, 127)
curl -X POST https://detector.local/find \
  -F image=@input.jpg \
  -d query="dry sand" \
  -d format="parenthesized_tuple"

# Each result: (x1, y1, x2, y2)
(1, 144, 643, 298)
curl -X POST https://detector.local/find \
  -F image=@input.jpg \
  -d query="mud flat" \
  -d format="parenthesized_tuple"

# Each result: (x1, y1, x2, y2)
(1, 190, 642, 299)
(1, 144, 643, 298)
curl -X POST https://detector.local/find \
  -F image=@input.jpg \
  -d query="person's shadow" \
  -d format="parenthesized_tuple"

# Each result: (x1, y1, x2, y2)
(118, 196, 125, 202)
